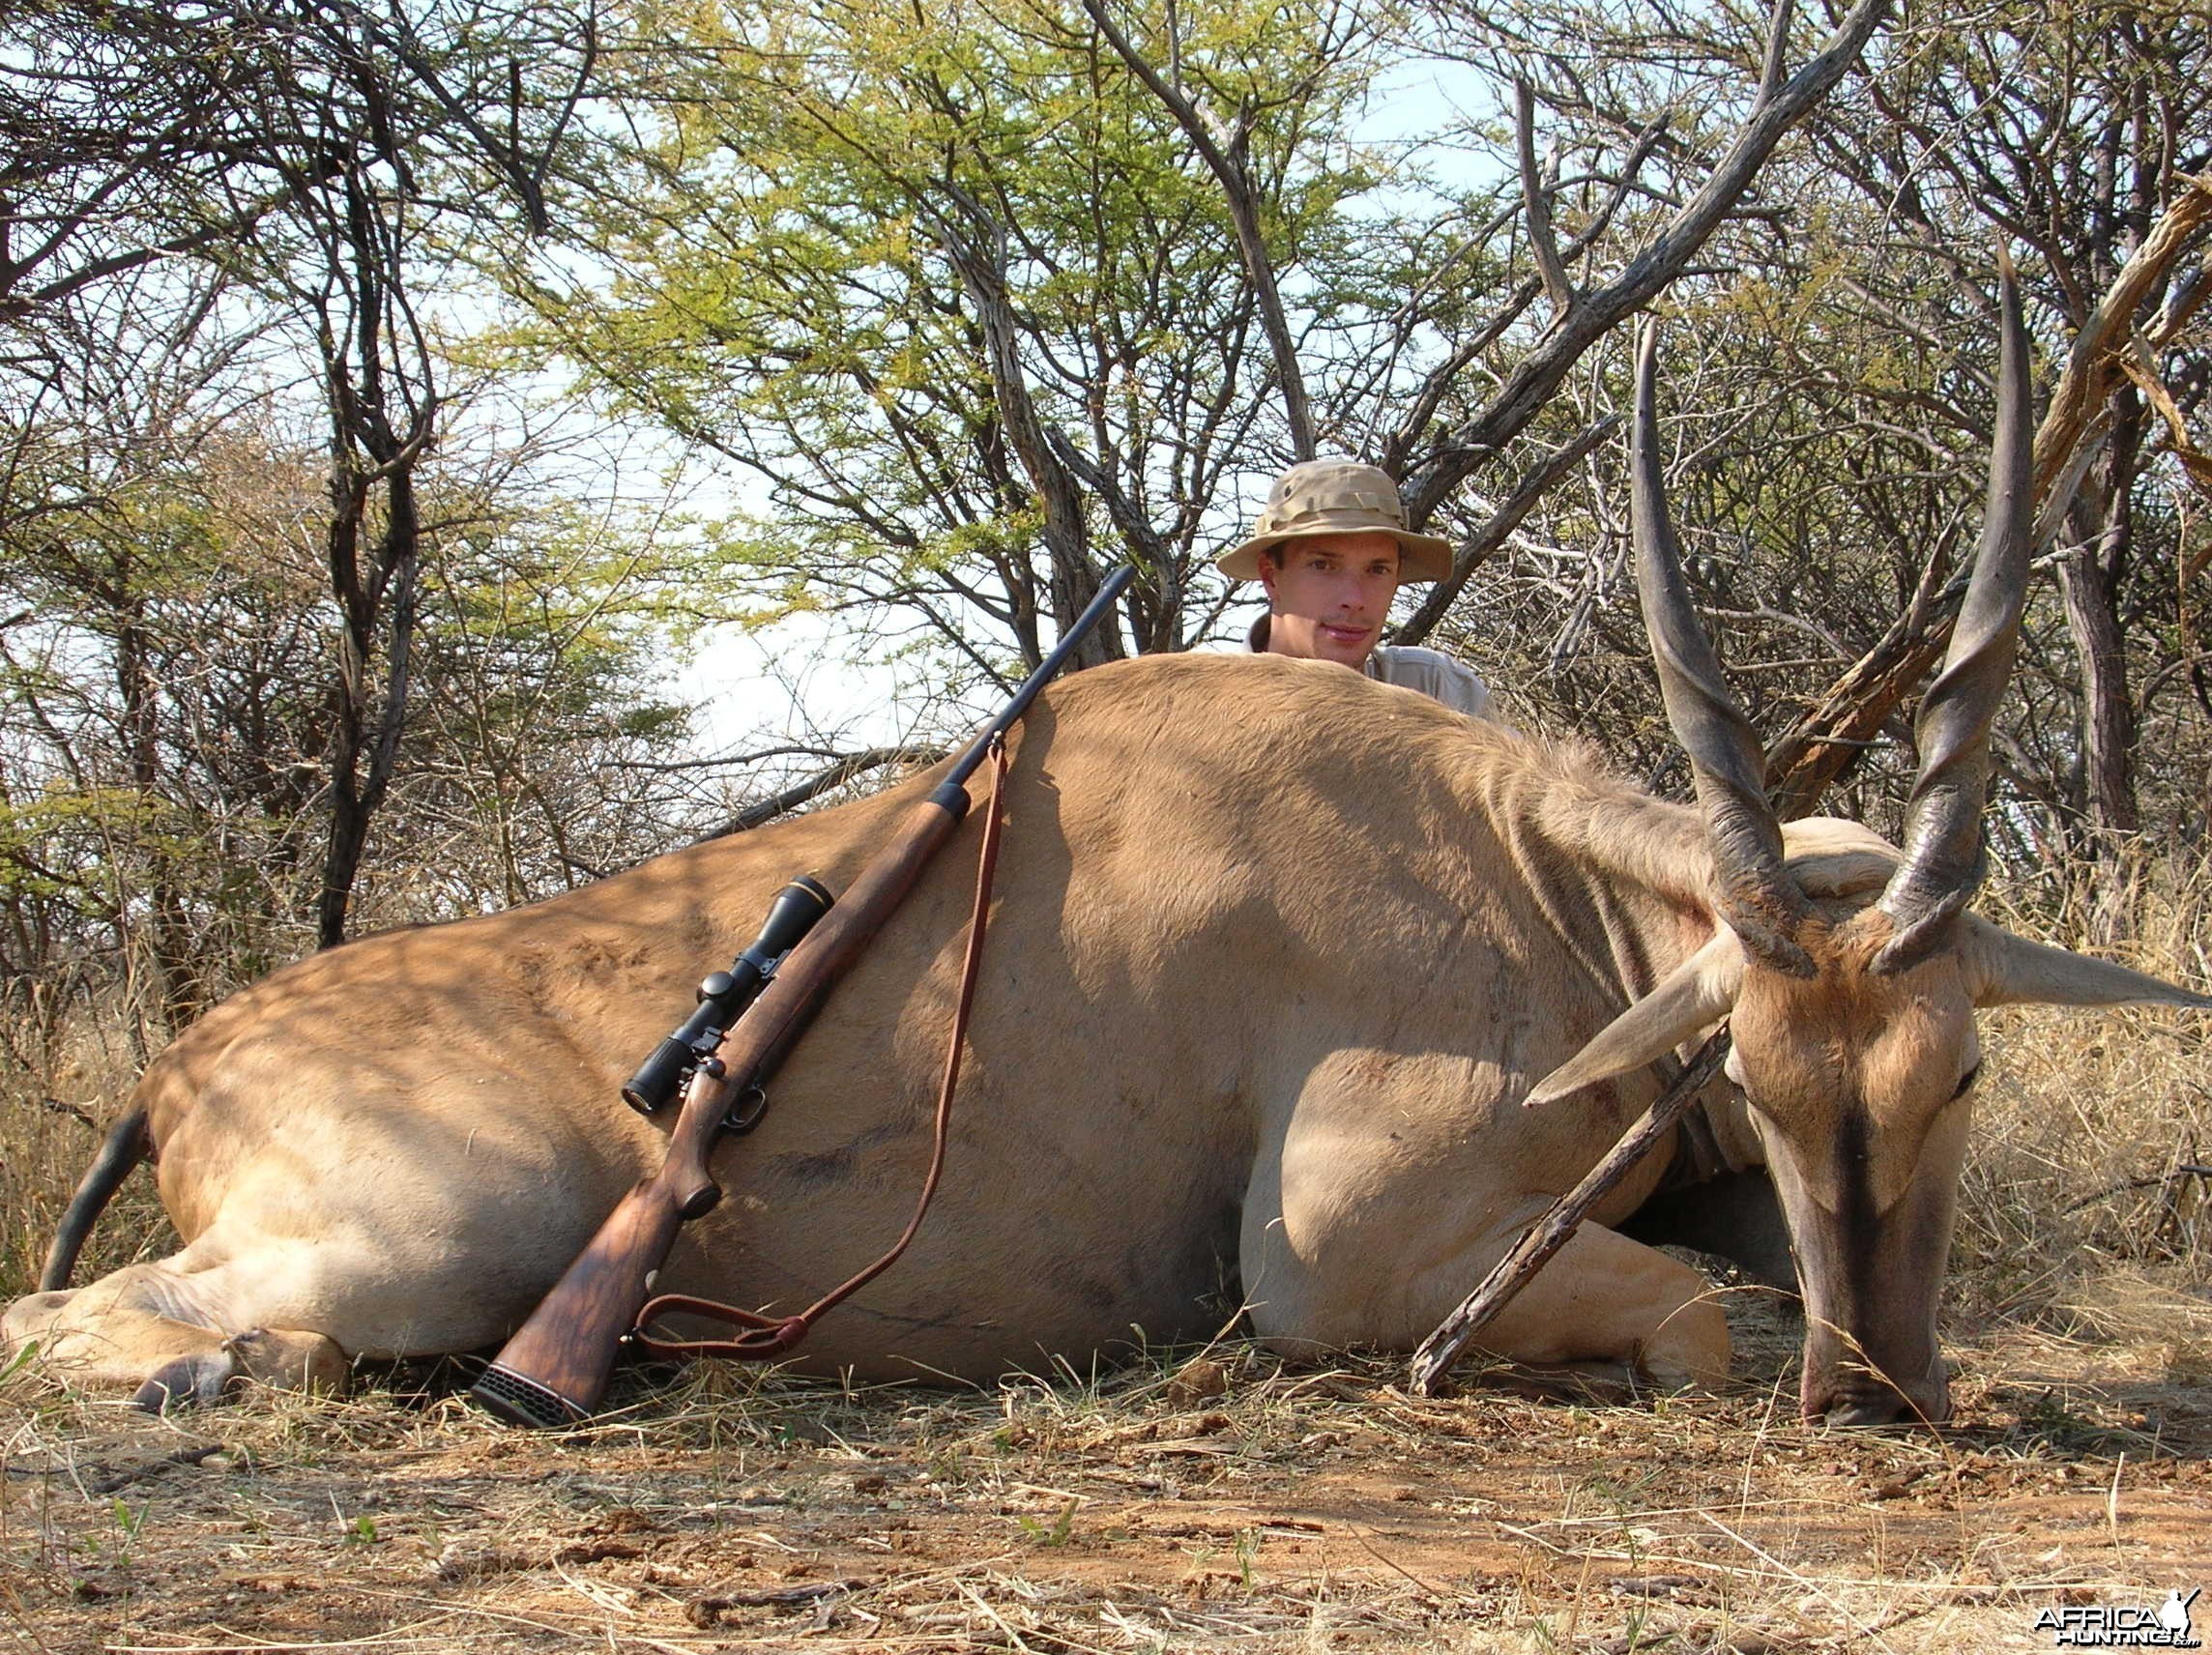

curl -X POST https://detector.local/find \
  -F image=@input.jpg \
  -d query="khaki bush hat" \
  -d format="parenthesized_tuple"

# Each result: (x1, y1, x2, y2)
(1216, 457, 1454, 583)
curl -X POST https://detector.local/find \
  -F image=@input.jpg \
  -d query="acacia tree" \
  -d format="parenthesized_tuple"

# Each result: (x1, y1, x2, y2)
(1395, 0, 2212, 930)
(0, 353, 698, 1044)
(512, 0, 1892, 709)
(0, 269, 298, 1038)
(237, 0, 606, 944)
(391, 465, 704, 911)
(0, 0, 600, 311)
(1377, 0, 1888, 625)
(516, 0, 1408, 683)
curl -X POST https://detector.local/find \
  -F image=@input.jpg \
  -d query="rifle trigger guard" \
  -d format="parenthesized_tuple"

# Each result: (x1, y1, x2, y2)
(723, 1084, 770, 1135)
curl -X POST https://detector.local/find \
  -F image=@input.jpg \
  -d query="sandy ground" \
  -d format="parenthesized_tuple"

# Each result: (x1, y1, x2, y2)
(5, 1282, 2209, 1655)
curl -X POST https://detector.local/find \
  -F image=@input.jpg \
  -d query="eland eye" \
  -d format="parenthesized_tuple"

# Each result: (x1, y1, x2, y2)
(1950, 1063, 1981, 1102)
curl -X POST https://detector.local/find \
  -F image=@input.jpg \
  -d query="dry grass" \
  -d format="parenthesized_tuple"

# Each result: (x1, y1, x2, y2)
(2, 880, 2209, 1653)
(5, 1310, 2208, 1655)
(0, 1038, 174, 1302)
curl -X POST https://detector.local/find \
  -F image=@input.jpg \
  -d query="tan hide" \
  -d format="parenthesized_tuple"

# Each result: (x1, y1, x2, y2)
(5, 653, 2197, 1408)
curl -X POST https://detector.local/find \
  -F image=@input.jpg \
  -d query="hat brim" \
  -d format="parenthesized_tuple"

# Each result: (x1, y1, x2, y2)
(1215, 520, 1455, 583)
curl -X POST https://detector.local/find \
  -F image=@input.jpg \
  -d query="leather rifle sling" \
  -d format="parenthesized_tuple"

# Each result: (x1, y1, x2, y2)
(629, 734, 1013, 1362)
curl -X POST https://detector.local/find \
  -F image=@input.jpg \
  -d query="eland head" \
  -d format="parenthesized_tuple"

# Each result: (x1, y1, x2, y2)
(1525, 265, 2210, 1426)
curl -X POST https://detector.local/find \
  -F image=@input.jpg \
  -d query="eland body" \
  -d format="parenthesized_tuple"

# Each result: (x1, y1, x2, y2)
(9, 277, 2200, 1426)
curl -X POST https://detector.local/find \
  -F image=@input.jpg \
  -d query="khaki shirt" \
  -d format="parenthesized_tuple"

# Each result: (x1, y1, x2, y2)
(1245, 616, 1499, 722)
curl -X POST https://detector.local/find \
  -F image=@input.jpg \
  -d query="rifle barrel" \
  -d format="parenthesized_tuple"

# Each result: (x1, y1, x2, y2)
(941, 566, 1134, 795)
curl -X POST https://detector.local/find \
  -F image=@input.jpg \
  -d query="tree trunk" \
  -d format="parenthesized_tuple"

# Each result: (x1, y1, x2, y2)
(314, 168, 431, 948)
(318, 465, 422, 948)
(114, 595, 204, 1030)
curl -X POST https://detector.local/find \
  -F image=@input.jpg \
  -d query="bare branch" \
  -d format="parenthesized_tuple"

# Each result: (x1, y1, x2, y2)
(1083, 0, 1315, 459)
(1516, 79, 1575, 312)
(1766, 176, 2212, 818)
(1394, 416, 1620, 646)
(2032, 173, 2212, 499)
(693, 747, 946, 843)
(1403, 0, 1891, 527)
(1757, 0, 1795, 102)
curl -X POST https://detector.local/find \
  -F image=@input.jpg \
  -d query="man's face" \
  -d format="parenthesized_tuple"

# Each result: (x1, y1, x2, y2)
(1257, 530, 1402, 670)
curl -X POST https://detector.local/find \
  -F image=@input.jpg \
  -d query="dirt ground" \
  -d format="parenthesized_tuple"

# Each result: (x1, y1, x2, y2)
(5, 1279, 2209, 1655)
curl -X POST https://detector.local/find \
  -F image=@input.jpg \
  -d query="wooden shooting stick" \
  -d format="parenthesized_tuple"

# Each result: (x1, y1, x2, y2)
(1406, 1030, 1730, 1397)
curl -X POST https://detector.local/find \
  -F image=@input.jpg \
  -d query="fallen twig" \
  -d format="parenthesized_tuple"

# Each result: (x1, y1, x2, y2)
(85, 1441, 224, 1495)
(686, 1577, 874, 1625)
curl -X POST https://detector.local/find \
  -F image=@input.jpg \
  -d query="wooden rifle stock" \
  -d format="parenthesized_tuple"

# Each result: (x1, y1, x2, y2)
(471, 565, 1134, 1429)
(471, 798, 966, 1427)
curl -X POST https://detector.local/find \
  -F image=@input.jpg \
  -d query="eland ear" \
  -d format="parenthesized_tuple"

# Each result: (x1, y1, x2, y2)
(1524, 931, 1743, 1107)
(1964, 919, 2212, 1010)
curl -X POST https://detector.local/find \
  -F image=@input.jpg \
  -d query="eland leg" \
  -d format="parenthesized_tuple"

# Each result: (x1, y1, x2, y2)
(1243, 1201, 1729, 1387)
(2, 1088, 627, 1409)
(1427, 1219, 1730, 1388)
(2, 1268, 346, 1409)
(1239, 1051, 1730, 1387)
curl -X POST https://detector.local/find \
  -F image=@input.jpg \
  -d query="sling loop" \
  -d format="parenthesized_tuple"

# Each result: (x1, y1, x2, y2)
(628, 733, 1013, 1363)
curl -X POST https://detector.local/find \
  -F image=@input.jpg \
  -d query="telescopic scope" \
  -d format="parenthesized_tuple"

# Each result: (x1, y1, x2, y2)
(620, 875, 833, 1113)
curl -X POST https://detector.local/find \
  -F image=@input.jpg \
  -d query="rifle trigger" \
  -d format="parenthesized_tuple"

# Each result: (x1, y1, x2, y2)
(724, 1084, 771, 1135)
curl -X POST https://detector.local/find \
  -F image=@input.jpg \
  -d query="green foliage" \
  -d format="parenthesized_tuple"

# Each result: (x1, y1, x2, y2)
(512, 0, 1411, 665)
(1016, 1495, 1080, 1547)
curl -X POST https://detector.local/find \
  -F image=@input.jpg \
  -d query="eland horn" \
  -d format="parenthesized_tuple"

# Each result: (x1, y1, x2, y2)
(1631, 321, 1814, 976)
(1873, 253, 2034, 975)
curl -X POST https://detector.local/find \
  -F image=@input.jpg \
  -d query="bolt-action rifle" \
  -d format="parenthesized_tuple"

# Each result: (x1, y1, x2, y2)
(472, 566, 1135, 1428)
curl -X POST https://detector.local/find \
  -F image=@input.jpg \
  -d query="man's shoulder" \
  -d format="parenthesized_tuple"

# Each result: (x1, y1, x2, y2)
(1370, 643, 1469, 677)
(1368, 644, 1495, 718)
